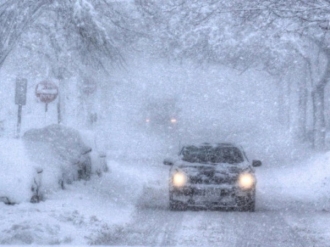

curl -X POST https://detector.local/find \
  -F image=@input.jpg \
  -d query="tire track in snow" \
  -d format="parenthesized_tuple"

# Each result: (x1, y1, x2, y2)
(91, 160, 317, 246)
(91, 208, 184, 246)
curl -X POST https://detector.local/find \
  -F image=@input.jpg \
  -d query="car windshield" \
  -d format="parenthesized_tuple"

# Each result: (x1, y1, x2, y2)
(180, 145, 244, 164)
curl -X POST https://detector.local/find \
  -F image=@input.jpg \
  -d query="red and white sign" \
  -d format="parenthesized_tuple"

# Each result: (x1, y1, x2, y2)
(35, 81, 58, 104)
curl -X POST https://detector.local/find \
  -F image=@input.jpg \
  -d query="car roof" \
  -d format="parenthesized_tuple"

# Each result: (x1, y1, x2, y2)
(182, 142, 240, 148)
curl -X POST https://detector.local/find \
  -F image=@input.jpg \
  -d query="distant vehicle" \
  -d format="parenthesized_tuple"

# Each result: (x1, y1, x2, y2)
(164, 143, 262, 211)
(144, 98, 180, 132)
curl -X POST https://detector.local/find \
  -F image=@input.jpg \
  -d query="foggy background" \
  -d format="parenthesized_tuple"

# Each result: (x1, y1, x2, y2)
(1, 0, 330, 165)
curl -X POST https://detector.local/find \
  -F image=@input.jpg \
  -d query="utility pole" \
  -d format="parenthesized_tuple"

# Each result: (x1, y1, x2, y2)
(15, 78, 27, 138)
(55, 67, 65, 124)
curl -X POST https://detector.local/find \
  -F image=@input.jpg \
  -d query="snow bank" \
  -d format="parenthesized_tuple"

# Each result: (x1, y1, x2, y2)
(258, 151, 330, 203)
(281, 152, 330, 199)
(0, 139, 37, 203)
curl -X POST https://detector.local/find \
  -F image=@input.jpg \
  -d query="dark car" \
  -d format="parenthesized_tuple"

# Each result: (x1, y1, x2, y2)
(164, 143, 262, 211)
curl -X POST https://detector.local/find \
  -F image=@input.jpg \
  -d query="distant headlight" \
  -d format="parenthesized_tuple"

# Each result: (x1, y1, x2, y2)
(238, 173, 255, 190)
(172, 172, 187, 187)
(170, 118, 177, 124)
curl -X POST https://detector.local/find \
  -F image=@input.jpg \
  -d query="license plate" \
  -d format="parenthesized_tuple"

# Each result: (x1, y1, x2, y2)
(220, 189, 230, 196)
(195, 188, 225, 197)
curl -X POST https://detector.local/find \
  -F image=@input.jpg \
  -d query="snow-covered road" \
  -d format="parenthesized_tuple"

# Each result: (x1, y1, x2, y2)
(93, 206, 326, 246)
(90, 164, 330, 247)
(1, 156, 330, 246)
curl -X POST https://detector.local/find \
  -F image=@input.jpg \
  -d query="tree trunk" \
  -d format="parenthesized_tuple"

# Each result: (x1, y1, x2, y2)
(309, 48, 330, 150)
(312, 84, 326, 150)
(277, 79, 286, 125)
(297, 63, 308, 141)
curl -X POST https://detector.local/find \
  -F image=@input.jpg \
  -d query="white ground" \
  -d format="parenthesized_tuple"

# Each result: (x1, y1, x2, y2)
(0, 151, 330, 246)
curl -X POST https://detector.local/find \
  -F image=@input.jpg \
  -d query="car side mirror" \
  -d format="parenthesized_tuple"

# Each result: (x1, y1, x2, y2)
(163, 158, 174, 166)
(252, 160, 262, 167)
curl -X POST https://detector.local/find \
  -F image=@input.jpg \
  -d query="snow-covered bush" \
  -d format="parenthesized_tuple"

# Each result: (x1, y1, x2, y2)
(0, 139, 41, 203)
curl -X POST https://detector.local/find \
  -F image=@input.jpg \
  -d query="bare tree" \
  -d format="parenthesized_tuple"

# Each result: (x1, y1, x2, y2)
(263, 0, 330, 149)
(135, 0, 330, 149)
(1, 0, 143, 127)
(0, 0, 53, 69)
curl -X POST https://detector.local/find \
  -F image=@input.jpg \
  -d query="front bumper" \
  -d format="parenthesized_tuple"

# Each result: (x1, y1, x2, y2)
(170, 184, 254, 208)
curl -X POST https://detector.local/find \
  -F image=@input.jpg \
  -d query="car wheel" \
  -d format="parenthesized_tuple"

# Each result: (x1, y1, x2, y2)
(236, 195, 255, 212)
(78, 155, 92, 180)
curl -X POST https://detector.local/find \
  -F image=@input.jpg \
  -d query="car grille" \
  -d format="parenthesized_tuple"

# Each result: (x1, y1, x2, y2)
(189, 175, 237, 184)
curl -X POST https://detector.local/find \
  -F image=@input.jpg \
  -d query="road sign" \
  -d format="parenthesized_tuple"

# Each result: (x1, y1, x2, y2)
(81, 78, 97, 95)
(15, 78, 27, 105)
(35, 81, 58, 104)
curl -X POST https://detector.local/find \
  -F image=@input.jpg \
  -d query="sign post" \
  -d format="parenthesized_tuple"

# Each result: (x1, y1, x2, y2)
(81, 78, 97, 128)
(15, 78, 27, 138)
(53, 67, 66, 125)
(35, 80, 58, 112)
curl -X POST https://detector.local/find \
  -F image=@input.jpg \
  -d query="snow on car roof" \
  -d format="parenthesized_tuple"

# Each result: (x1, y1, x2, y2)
(182, 142, 240, 148)
(23, 124, 92, 164)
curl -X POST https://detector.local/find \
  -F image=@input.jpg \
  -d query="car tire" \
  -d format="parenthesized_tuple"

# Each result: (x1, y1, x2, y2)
(78, 155, 92, 180)
(236, 195, 255, 212)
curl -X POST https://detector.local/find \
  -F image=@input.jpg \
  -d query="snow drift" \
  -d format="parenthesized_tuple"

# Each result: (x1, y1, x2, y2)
(0, 139, 39, 203)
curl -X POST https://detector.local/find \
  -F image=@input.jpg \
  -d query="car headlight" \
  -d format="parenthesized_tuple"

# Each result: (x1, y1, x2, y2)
(170, 118, 177, 124)
(238, 173, 255, 190)
(172, 172, 187, 187)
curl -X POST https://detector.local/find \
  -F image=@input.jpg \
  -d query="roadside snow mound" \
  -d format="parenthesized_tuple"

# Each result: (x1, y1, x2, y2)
(259, 151, 330, 203)
(0, 139, 37, 203)
(284, 152, 330, 199)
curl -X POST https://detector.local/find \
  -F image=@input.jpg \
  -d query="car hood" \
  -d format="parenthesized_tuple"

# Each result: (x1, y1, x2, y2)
(172, 161, 252, 185)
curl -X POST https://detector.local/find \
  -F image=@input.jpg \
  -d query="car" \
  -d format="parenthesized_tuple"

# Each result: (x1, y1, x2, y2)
(1, 124, 95, 205)
(143, 98, 180, 133)
(164, 142, 262, 211)
(0, 125, 108, 205)
(23, 124, 109, 187)
(23, 124, 94, 188)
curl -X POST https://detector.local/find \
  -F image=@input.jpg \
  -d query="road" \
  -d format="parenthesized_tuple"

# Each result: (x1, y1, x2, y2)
(0, 157, 329, 246)
(91, 163, 330, 247)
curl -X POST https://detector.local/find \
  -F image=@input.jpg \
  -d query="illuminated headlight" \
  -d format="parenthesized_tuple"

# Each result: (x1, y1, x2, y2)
(170, 118, 177, 124)
(238, 173, 255, 190)
(172, 172, 187, 187)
